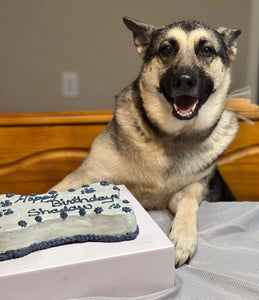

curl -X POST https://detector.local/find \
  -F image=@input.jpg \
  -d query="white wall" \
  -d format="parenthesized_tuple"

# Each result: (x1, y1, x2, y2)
(0, 0, 253, 112)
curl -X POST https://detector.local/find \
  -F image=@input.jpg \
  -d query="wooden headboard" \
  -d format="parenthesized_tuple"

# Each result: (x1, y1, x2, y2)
(0, 109, 258, 201)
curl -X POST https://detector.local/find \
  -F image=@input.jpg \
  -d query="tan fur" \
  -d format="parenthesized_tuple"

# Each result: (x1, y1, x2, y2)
(169, 182, 203, 265)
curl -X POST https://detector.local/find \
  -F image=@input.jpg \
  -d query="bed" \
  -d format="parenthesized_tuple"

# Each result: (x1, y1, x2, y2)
(0, 106, 258, 299)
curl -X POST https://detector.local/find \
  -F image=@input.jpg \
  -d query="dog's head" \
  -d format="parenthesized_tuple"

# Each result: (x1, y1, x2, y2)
(123, 17, 241, 133)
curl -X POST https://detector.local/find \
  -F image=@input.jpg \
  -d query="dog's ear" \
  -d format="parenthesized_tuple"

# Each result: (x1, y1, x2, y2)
(123, 17, 155, 58)
(217, 27, 241, 60)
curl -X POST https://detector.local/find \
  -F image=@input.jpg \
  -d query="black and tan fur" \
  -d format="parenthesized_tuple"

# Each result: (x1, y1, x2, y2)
(54, 18, 241, 266)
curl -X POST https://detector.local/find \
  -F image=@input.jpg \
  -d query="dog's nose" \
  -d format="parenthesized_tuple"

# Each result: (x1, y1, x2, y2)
(173, 74, 197, 91)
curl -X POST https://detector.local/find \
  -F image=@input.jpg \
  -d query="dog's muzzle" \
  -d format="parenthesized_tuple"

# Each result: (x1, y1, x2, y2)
(159, 67, 214, 120)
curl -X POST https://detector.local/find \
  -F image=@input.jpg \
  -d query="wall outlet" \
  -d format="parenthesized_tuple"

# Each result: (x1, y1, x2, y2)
(61, 72, 79, 98)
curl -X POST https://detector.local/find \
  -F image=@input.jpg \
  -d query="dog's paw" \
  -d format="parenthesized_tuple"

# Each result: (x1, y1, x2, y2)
(169, 217, 198, 267)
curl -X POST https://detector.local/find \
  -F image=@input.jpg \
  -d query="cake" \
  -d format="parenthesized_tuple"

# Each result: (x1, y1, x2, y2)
(0, 181, 139, 261)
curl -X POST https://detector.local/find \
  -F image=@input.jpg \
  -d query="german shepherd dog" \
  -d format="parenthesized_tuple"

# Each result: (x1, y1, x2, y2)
(54, 18, 241, 266)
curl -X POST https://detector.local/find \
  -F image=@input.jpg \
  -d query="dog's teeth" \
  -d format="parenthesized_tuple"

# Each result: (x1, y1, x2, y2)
(192, 103, 197, 112)
(176, 110, 193, 117)
(174, 102, 197, 118)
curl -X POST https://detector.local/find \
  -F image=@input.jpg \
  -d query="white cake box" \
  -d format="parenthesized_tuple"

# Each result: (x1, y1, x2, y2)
(0, 185, 174, 299)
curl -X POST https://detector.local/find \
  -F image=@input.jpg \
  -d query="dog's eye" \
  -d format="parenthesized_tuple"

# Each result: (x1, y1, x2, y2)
(200, 46, 214, 57)
(160, 44, 174, 56)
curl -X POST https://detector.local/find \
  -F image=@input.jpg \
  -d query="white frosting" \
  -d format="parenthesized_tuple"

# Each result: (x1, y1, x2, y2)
(0, 182, 138, 255)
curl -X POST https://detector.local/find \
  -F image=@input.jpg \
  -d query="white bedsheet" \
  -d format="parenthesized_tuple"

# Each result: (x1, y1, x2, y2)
(78, 201, 259, 300)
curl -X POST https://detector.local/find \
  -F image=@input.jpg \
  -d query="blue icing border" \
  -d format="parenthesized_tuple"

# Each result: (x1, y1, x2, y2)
(0, 226, 139, 261)
(100, 181, 110, 186)
(18, 220, 27, 227)
(6, 193, 15, 198)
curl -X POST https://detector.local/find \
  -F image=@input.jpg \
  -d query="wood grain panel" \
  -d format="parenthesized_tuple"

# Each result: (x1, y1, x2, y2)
(218, 145, 259, 166)
(222, 121, 259, 155)
(0, 149, 87, 194)
(0, 111, 112, 194)
(0, 110, 114, 126)
(0, 124, 105, 165)
(218, 116, 259, 201)
(0, 109, 258, 200)
(219, 153, 259, 201)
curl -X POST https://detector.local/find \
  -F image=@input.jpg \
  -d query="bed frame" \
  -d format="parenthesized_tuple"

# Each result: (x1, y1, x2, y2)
(0, 108, 258, 201)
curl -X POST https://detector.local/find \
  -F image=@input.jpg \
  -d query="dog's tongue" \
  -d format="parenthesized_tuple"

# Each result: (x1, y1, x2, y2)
(174, 95, 199, 113)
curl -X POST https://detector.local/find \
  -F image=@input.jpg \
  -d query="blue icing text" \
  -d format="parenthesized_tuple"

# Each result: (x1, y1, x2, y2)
(27, 203, 93, 217)
(109, 203, 121, 209)
(13, 192, 118, 207)
(1, 188, 121, 221)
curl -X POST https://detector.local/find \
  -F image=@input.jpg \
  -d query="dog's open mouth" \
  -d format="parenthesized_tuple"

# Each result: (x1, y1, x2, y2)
(163, 93, 201, 120)
(159, 69, 214, 121)
(173, 95, 199, 119)
(159, 85, 203, 120)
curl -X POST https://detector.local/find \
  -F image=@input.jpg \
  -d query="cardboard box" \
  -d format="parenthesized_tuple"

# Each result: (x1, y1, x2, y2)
(0, 186, 174, 299)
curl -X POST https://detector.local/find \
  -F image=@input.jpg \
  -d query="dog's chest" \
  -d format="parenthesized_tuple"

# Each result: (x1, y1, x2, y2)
(129, 142, 211, 209)
(122, 111, 237, 209)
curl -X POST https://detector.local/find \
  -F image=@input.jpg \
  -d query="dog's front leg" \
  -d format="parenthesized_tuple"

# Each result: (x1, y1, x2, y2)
(52, 166, 90, 191)
(168, 182, 204, 267)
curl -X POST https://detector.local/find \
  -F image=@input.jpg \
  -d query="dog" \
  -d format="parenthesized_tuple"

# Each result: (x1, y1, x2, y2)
(53, 17, 241, 266)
